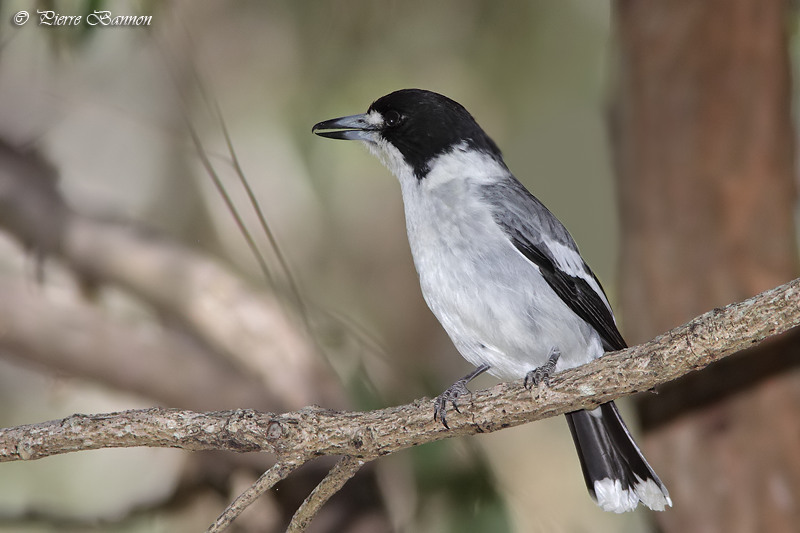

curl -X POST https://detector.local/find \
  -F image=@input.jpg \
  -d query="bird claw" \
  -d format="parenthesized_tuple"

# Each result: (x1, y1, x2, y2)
(433, 380, 472, 429)
(524, 347, 561, 390)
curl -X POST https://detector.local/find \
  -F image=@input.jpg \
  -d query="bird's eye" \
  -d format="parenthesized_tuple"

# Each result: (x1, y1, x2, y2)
(384, 110, 402, 127)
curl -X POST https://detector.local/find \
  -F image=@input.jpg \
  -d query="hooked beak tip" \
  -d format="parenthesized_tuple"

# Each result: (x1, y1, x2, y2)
(312, 113, 375, 141)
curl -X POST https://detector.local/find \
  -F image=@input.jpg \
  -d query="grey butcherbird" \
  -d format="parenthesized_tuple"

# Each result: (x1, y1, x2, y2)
(312, 89, 671, 513)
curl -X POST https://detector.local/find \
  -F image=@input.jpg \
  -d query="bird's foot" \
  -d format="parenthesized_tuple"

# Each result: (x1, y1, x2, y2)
(524, 347, 561, 389)
(433, 379, 471, 429)
(433, 364, 489, 429)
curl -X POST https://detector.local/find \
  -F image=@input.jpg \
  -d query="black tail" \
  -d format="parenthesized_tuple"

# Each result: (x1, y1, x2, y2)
(565, 401, 671, 513)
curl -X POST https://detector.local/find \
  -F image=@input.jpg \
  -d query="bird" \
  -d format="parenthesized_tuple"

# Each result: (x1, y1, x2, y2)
(312, 89, 671, 513)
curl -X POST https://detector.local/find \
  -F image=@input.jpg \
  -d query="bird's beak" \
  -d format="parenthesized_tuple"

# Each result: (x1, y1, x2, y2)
(312, 113, 376, 141)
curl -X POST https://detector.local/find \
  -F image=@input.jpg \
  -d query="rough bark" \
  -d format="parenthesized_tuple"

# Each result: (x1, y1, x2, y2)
(1, 277, 798, 465)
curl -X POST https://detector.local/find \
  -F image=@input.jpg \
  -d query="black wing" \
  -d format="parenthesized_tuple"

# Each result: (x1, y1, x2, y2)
(480, 178, 627, 352)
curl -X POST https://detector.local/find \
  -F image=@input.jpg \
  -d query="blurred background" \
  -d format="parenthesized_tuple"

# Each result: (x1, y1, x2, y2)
(0, 1, 798, 532)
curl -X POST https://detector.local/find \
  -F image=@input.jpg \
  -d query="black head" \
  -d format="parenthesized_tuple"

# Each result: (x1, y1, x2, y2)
(313, 89, 502, 179)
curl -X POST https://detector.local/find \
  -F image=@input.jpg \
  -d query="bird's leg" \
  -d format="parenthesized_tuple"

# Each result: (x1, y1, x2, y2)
(524, 347, 561, 389)
(434, 363, 490, 429)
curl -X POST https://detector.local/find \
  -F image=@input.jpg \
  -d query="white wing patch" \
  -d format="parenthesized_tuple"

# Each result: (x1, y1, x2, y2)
(547, 240, 613, 315)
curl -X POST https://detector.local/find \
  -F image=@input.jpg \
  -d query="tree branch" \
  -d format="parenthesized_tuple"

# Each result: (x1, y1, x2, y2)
(207, 456, 307, 533)
(0, 139, 340, 410)
(286, 456, 367, 533)
(0, 276, 277, 411)
(1, 276, 797, 465)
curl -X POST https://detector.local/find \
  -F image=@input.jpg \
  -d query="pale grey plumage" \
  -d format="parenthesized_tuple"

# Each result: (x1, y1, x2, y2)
(312, 88, 671, 513)
(398, 145, 605, 379)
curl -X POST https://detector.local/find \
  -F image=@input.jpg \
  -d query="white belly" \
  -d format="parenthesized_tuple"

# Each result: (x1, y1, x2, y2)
(402, 180, 604, 380)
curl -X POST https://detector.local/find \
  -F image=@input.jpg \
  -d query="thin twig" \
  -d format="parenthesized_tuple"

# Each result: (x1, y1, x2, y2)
(210, 100, 337, 368)
(320, 306, 392, 361)
(210, 100, 394, 369)
(185, 120, 277, 290)
(287, 456, 367, 533)
(214, 100, 307, 316)
(156, 31, 279, 291)
(206, 456, 307, 533)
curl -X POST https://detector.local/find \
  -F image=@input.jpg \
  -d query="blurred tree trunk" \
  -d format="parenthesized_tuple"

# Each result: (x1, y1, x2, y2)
(613, 1, 800, 532)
